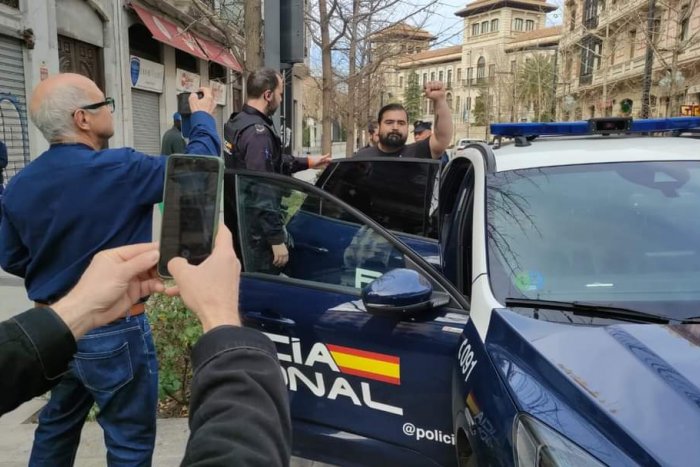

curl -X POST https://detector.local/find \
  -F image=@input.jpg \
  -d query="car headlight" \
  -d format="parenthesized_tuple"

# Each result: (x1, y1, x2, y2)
(514, 414, 605, 467)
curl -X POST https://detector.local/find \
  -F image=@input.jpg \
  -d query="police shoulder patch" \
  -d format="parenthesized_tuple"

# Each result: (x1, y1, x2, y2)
(255, 124, 266, 134)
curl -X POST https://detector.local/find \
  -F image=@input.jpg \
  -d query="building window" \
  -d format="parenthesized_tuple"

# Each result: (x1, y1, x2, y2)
(431, 71, 435, 81)
(594, 42, 602, 70)
(481, 21, 489, 34)
(467, 67, 473, 82)
(514, 18, 524, 31)
(456, 96, 461, 114)
(511, 60, 517, 73)
(439, 70, 444, 82)
(579, 35, 602, 85)
(447, 69, 452, 87)
(629, 29, 636, 58)
(457, 68, 462, 82)
(447, 93, 453, 110)
(583, 0, 599, 29)
(680, 5, 690, 41)
(472, 23, 480, 36)
(525, 20, 535, 31)
(466, 96, 472, 110)
(399, 76, 404, 88)
(489, 64, 496, 77)
(423, 73, 428, 85)
(477, 56, 486, 80)
(491, 19, 499, 32)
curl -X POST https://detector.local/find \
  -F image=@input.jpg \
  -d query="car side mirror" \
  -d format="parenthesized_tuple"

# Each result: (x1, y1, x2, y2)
(362, 268, 447, 316)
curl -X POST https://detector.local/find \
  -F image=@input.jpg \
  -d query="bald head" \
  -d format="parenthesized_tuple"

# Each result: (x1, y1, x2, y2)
(30, 73, 108, 145)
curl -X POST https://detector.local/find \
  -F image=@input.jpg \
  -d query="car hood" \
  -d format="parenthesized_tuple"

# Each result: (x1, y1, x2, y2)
(488, 309, 700, 466)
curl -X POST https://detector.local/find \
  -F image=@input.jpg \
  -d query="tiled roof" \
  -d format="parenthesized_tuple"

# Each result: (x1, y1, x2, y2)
(373, 22, 435, 40)
(509, 25, 562, 43)
(398, 45, 462, 65)
(456, 0, 557, 16)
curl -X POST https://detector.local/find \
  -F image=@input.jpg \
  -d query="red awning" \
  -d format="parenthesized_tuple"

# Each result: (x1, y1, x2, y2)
(132, 3, 208, 61)
(196, 36, 242, 72)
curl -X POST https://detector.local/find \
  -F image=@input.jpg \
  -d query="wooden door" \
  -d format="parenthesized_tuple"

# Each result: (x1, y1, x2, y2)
(58, 35, 104, 91)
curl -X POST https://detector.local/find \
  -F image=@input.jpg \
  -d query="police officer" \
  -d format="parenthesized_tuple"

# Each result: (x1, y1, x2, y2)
(224, 68, 330, 272)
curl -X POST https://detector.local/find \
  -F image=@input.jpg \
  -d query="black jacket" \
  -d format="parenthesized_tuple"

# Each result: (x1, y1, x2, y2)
(0, 310, 291, 466)
(181, 326, 291, 466)
(0, 307, 76, 415)
(223, 105, 310, 246)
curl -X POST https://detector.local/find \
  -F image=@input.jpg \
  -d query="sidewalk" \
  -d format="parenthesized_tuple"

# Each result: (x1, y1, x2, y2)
(0, 399, 326, 466)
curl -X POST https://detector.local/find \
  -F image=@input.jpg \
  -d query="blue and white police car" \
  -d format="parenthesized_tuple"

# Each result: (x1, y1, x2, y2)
(223, 117, 700, 466)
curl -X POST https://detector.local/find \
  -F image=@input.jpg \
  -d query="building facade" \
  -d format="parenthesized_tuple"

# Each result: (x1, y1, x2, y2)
(557, 0, 700, 119)
(0, 0, 243, 183)
(381, 0, 558, 141)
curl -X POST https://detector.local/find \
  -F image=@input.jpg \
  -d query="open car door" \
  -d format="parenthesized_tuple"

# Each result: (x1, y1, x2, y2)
(223, 170, 469, 467)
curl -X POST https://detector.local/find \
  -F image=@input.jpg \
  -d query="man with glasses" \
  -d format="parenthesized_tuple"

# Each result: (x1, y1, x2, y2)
(0, 73, 220, 466)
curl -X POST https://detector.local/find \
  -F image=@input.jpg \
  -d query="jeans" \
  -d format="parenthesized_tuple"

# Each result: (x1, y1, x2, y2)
(29, 313, 158, 467)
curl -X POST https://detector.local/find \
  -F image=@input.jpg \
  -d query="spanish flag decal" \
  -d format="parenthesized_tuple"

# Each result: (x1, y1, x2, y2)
(327, 344, 401, 385)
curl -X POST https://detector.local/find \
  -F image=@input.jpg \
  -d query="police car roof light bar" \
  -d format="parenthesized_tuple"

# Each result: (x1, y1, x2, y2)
(490, 116, 700, 138)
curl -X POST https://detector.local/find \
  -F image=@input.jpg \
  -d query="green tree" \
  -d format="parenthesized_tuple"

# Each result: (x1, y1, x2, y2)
(516, 54, 555, 122)
(403, 72, 422, 123)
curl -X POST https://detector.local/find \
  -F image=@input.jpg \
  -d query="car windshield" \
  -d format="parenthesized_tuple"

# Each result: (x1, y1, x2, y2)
(487, 161, 700, 320)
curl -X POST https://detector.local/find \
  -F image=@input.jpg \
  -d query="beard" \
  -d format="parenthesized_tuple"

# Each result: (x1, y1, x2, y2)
(379, 131, 406, 148)
(266, 100, 280, 117)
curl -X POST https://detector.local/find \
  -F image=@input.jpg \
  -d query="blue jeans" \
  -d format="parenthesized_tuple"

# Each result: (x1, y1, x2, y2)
(29, 313, 158, 467)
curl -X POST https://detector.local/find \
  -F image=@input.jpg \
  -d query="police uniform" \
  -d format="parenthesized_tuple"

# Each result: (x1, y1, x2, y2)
(223, 104, 310, 273)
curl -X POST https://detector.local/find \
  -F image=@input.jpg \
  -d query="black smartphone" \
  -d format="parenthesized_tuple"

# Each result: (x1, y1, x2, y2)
(176, 91, 205, 116)
(158, 155, 224, 278)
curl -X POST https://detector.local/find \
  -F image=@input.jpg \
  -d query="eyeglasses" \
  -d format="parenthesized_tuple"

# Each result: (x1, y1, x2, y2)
(73, 97, 115, 116)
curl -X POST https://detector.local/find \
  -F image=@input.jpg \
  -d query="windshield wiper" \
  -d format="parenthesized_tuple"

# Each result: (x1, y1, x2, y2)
(504, 298, 676, 324)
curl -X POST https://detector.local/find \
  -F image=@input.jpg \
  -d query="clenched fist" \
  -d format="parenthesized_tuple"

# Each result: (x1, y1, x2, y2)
(424, 81, 446, 101)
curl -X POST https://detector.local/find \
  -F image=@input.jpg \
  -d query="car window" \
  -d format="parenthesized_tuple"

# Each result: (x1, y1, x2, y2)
(487, 161, 700, 319)
(317, 160, 439, 239)
(235, 174, 408, 290)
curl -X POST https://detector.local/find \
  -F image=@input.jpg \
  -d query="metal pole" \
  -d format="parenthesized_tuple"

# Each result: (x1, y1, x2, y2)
(640, 0, 656, 118)
(264, 0, 281, 128)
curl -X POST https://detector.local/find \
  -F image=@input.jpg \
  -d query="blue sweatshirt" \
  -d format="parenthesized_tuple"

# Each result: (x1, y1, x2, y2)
(0, 111, 220, 303)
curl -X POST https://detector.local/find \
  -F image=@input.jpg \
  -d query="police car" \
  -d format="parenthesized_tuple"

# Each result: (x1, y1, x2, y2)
(223, 117, 700, 466)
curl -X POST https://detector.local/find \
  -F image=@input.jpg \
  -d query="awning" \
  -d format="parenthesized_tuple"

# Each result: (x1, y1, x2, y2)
(132, 4, 208, 61)
(196, 36, 242, 72)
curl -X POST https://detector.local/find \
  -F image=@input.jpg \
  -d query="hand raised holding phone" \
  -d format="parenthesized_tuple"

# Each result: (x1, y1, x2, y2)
(189, 87, 217, 115)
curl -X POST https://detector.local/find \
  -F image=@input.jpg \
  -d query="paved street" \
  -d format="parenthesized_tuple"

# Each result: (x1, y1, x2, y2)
(0, 270, 328, 466)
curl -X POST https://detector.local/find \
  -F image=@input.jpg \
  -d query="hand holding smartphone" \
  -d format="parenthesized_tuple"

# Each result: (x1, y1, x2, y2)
(158, 155, 224, 278)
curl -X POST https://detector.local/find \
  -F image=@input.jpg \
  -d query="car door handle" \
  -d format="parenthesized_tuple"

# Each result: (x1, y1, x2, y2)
(294, 243, 329, 254)
(244, 311, 296, 329)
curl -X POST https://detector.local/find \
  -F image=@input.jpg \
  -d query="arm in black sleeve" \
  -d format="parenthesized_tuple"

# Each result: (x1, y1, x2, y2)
(280, 153, 309, 174)
(0, 308, 76, 415)
(181, 326, 291, 467)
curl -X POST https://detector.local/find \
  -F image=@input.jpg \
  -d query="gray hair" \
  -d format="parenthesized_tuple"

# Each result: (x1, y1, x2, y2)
(29, 83, 96, 143)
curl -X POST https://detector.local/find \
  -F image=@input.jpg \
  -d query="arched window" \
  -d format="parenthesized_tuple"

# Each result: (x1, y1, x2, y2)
(447, 92, 453, 110)
(477, 56, 486, 81)
(491, 19, 499, 31)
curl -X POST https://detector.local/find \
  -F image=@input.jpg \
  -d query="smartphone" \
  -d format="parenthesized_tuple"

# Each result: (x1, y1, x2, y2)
(158, 154, 224, 278)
